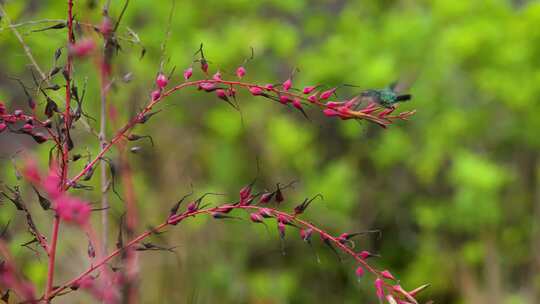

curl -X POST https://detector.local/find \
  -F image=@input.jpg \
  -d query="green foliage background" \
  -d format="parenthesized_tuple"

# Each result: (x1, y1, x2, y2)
(1, 0, 539, 303)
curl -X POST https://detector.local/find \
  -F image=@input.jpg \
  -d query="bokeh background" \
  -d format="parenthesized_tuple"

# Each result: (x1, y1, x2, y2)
(1, 0, 540, 303)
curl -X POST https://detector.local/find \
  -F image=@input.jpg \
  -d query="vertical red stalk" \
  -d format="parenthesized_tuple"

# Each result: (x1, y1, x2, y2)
(45, 0, 74, 301)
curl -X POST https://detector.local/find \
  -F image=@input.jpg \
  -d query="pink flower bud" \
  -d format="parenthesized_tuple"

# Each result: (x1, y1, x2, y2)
(292, 98, 303, 110)
(14, 109, 23, 117)
(22, 158, 41, 184)
(278, 221, 286, 238)
(0, 102, 6, 114)
(216, 89, 228, 101)
(236, 66, 246, 78)
(250, 213, 263, 223)
(355, 266, 364, 278)
(259, 192, 274, 203)
(239, 185, 252, 200)
(279, 95, 290, 104)
(381, 270, 396, 281)
(303, 86, 316, 94)
(307, 94, 318, 103)
(264, 84, 274, 90)
(320, 88, 336, 100)
(183, 67, 193, 80)
(323, 109, 340, 117)
(200, 61, 209, 73)
(282, 78, 292, 91)
(56, 196, 91, 226)
(212, 71, 222, 81)
(151, 90, 161, 101)
(259, 208, 273, 218)
(374, 278, 384, 299)
(249, 86, 263, 96)
(358, 250, 373, 260)
(300, 228, 312, 242)
(69, 38, 96, 58)
(156, 74, 168, 89)
(0, 122, 7, 133)
(100, 17, 113, 36)
(22, 123, 33, 132)
(326, 101, 341, 108)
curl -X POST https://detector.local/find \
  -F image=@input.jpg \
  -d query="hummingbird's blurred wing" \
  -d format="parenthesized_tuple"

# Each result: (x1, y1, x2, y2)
(389, 71, 419, 93)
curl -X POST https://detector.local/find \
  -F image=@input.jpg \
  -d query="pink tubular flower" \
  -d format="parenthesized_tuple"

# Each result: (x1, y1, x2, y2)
(264, 84, 274, 90)
(381, 270, 396, 280)
(355, 265, 364, 278)
(43, 168, 62, 198)
(249, 86, 264, 96)
(249, 213, 263, 223)
(320, 88, 336, 100)
(282, 78, 292, 91)
(151, 89, 161, 101)
(236, 66, 246, 78)
(212, 71, 222, 81)
(183, 67, 193, 80)
(22, 158, 41, 184)
(55, 196, 91, 226)
(307, 94, 318, 103)
(156, 73, 168, 89)
(292, 98, 303, 110)
(303, 86, 316, 94)
(374, 278, 385, 300)
(69, 38, 96, 58)
(323, 109, 340, 117)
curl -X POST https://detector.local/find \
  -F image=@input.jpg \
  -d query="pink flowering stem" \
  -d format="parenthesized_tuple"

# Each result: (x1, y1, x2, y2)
(44, 205, 405, 302)
(67, 78, 409, 189)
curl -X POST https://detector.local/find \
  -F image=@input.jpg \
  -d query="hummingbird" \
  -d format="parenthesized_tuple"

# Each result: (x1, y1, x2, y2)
(359, 81, 412, 109)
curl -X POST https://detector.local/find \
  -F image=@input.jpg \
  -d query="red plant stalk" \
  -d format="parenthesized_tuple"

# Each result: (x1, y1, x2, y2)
(45, 0, 74, 301)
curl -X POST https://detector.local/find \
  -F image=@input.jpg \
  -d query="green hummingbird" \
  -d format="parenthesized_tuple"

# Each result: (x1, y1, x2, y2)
(359, 82, 412, 109)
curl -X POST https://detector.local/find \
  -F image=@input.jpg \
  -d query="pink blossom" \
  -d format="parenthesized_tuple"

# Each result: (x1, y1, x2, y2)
(151, 89, 161, 101)
(183, 67, 193, 80)
(303, 86, 316, 94)
(43, 168, 62, 198)
(55, 196, 91, 226)
(249, 86, 264, 96)
(381, 270, 396, 280)
(355, 265, 364, 278)
(69, 38, 96, 58)
(156, 74, 168, 89)
(212, 71, 222, 81)
(323, 109, 340, 117)
(292, 98, 303, 110)
(307, 94, 318, 103)
(282, 78, 292, 91)
(236, 66, 246, 78)
(250, 213, 263, 223)
(374, 278, 385, 299)
(320, 88, 336, 100)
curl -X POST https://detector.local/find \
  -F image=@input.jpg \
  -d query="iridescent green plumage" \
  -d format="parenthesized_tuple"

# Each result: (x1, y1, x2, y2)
(360, 82, 412, 108)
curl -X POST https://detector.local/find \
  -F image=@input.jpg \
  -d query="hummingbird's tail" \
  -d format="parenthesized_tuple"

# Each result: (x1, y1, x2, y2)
(396, 94, 412, 102)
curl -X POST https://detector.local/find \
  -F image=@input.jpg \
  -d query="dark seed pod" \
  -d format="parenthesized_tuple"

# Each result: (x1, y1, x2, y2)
(44, 98, 59, 118)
